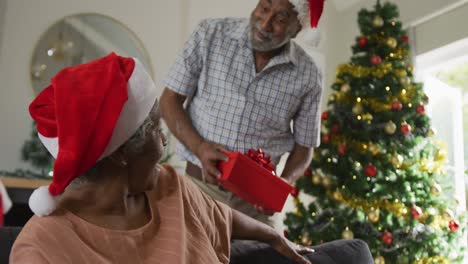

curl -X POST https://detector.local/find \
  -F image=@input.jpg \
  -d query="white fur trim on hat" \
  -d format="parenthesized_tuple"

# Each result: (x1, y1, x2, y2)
(29, 185, 59, 217)
(289, 0, 322, 46)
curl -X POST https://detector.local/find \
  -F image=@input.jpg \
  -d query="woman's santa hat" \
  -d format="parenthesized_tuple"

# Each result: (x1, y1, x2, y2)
(289, 0, 326, 46)
(28, 52, 158, 216)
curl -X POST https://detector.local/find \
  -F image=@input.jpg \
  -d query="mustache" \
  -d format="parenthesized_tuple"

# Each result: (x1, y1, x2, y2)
(252, 22, 273, 40)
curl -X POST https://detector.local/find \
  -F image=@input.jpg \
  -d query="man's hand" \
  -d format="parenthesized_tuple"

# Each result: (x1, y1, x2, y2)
(195, 140, 229, 185)
(268, 234, 314, 264)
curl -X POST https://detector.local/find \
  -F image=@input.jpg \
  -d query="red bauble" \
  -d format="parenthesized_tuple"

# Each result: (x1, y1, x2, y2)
(402, 35, 409, 43)
(358, 36, 368, 47)
(291, 188, 299, 198)
(449, 219, 459, 232)
(322, 111, 329, 120)
(338, 144, 346, 156)
(322, 134, 330, 143)
(371, 55, 382, 65)
(332, 124, 340, 135)
(411, 205, 423, 219)
(416, 104, 425, 115)
(382, 231, 393, 245)
(400, 122, 412, 135)
(391, 101, 403, 111)
(284, 230, 289, 238)
(365, 163, 377, 177)
(304, 168, 312, 177)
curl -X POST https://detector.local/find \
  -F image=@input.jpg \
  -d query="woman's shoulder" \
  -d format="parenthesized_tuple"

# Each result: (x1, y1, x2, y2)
(13, 210, 72, 249)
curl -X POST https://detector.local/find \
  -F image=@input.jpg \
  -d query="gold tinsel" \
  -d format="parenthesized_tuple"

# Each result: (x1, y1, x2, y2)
(326, 192, 409, 218)
(337, 63, 393, 79)
(412, 256, 449, 264)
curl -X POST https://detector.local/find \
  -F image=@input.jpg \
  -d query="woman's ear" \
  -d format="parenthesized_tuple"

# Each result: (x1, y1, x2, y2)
(109, 150, 128, 167)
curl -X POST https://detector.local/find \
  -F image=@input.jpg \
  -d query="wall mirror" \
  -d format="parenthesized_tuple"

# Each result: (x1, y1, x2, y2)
(30, 13, 153, 94)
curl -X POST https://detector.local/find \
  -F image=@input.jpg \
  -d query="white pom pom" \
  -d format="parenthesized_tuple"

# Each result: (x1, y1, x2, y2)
(303, 28, 321, 47)
(28, 185, 59, 216)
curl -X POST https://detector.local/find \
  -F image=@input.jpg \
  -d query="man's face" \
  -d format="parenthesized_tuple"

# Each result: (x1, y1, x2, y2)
(250, 0, 301, 52)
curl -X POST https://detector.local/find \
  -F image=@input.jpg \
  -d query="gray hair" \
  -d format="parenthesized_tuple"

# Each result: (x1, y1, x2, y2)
(69, 114, 155, 188)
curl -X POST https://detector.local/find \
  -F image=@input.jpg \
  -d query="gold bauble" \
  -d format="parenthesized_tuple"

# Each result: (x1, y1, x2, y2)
(369, 144, 380, 155)
(373, 16, 384, 27)
(301, 233, 312, 246)
(384, 121, 397, 135)
(368, 208, 380, 223)
(352, 104, 363, 115)
(340, 83, 351, 93)
(399, 77, 409, 85)
(427, 127, 436, 137)
(375, 256, 386, 264)
(407, 64, 414, 73)
(312, 174, 322, 185)
(333, 191, 343, 201)
(443, 209, 454, 221)
(397, 70, 407, 78)
(322, 176, 332, 188)
(341, 228, 354, 240)
(431, 183, 442, 195)
(386, 37, 397, 48)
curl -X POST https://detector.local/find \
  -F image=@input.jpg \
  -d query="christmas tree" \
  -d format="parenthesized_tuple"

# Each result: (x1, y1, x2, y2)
(284, 1, 466, 263)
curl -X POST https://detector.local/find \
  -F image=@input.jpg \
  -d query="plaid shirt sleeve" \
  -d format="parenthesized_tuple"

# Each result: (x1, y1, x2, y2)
(293, 67, 323, 148)
(163, 20, 208, 97)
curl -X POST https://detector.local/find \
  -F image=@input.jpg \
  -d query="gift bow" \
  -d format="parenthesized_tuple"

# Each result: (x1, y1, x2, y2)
(246, 149, 276, 173)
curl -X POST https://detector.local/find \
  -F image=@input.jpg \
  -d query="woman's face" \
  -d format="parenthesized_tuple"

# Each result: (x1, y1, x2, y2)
(126, 105, 167, 193)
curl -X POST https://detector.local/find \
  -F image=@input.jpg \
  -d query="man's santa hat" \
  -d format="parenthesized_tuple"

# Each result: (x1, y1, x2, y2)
(28, 52, 158, 216)
(289, 0, 326, 46)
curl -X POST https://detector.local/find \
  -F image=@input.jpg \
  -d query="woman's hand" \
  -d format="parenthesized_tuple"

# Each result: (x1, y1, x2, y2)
(268, 234, 314, 264)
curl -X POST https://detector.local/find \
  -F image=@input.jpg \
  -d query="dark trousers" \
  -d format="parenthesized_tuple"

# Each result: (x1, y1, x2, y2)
(230, 239, 374, 264)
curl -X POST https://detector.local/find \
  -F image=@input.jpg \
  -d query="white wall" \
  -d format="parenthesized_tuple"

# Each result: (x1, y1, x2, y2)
(0, 0, 184, 171)
(0, 0, 5, 61)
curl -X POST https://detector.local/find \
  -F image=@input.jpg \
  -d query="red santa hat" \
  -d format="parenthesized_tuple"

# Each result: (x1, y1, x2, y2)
(28, 52, 158, 216)
(289, 0, 326, 46)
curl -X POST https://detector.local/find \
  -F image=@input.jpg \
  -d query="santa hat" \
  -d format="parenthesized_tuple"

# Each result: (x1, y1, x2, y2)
(289, 0, 326, 46)
(28, 52, 158, 216)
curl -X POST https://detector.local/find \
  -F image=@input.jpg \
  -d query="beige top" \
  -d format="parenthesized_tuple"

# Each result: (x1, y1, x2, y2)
(10, 165, 233, 264)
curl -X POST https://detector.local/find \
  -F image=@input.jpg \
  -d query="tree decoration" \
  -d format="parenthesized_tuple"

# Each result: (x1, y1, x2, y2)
(448, 219, 459, 232)
(340, 83, 351, 93)
(382, 231, 393, 245)
(342, 227, 354, 240)
(386, 37, 397, 48)
(374, 256, 385, 264)
(365, 163, 378, 177)
(371, 55, 382, 65)
(358, 36, 368, 47)
(391, 100, 403, 111)
(416, 104, 425, 115)
(373, 16, 384, 27)
(384, 121, 397, 135)
(368, 207, 380, 223)
(321, 111, 329, 120)
(411, 205, 423, 219)
(400, 122, 412, 135)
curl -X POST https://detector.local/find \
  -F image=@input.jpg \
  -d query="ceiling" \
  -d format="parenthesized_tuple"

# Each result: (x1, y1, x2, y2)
(330, 0, 366, 12)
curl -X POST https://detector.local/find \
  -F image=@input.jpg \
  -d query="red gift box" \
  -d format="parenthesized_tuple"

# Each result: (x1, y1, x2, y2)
(217, 150, 294, 212)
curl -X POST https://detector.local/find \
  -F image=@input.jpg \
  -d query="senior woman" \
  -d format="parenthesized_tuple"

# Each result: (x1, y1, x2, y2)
(11, 53, 372, 264)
